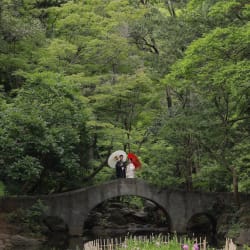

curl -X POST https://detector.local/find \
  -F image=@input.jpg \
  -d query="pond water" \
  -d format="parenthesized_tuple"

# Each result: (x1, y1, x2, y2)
(11, 235, 83, 250)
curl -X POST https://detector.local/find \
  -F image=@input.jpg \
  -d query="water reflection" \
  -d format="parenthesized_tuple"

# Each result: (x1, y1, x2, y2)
(10, 234, 82, 250)
(41, 233, 70, 250)
(38, 233, 83, 250)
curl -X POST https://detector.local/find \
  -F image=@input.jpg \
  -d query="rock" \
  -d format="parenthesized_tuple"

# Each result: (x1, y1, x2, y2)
(238, 202, 250, 213)
(235, 229, 250, 246)
(84, 212, 104, 229)
(10, 235, 42, 247)
(0, 234, 10, 240)
(43, 216, 68, 232)
(144, 200, 157, 210)
(217, 213, 234, 237)
(134, 211, 148, 219)
(237, 202, 250, 226)
(132, 211, 148, 223)
(108, 202, 124, 209)
(109, 209, 127, 224)
(0, 234, 11, 250)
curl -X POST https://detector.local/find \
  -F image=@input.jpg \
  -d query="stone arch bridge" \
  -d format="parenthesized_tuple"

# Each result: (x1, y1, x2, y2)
(1, 179, 249, 236)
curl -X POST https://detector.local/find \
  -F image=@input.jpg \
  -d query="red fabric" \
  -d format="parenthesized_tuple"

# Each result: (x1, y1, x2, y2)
(128, 153, 141, 169)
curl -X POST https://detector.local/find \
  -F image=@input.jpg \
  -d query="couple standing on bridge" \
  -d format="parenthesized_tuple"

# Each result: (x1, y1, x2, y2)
(108, 150, 141, 179)
(115, 154, 135, 178)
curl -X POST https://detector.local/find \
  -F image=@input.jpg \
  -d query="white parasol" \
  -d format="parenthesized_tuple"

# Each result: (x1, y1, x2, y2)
(108, 150, 127, 168)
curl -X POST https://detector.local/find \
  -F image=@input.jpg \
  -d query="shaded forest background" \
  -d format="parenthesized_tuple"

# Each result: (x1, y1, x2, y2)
(0, 0, 249, 198)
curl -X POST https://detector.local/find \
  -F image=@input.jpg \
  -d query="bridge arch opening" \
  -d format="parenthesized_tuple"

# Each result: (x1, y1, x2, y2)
(186, 213, 217, 242)
(83, 195, 171, 240)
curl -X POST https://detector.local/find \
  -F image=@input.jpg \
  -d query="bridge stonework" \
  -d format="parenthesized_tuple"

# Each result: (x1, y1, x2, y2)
(1, 179, 249, 236)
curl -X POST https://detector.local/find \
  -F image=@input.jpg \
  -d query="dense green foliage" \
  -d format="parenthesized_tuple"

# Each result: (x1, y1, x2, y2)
(7, 199, 47, 235)
(0, 0, 249, 195)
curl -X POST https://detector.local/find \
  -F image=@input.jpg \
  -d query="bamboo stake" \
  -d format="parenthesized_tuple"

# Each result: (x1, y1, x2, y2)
(83, 235, 216, 250)
(203, 238, 206, 250)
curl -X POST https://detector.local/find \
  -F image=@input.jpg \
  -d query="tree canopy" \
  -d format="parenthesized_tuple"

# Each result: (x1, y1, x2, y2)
(0, 0, 249, 195)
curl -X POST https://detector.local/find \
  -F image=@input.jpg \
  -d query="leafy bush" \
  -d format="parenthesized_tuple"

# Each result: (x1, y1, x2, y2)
(7, 199, 48, 236)
(0, 81, 91, 194)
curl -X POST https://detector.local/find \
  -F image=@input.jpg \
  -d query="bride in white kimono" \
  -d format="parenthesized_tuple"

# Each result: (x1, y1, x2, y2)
(126, 158, 135, 178)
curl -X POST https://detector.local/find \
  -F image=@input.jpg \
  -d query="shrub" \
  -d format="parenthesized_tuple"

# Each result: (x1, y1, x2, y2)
(7, 199, 48, 236)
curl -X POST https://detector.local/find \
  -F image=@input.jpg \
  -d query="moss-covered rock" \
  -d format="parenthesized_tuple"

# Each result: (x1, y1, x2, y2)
(216, 201, 250, 246)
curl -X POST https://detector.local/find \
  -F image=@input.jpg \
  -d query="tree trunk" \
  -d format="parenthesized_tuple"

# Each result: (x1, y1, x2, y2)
(166, 86, 173, 116)
(166, 0, 176, 17)
(232, 166, 240, 207)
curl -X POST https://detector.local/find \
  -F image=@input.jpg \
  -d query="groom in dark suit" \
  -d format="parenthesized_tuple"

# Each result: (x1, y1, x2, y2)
(115, 154, 126, 178)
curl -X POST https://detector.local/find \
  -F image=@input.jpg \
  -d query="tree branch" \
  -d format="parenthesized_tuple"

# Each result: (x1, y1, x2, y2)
(229, 116, 250, 124)
(82, 147, 113, 182)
